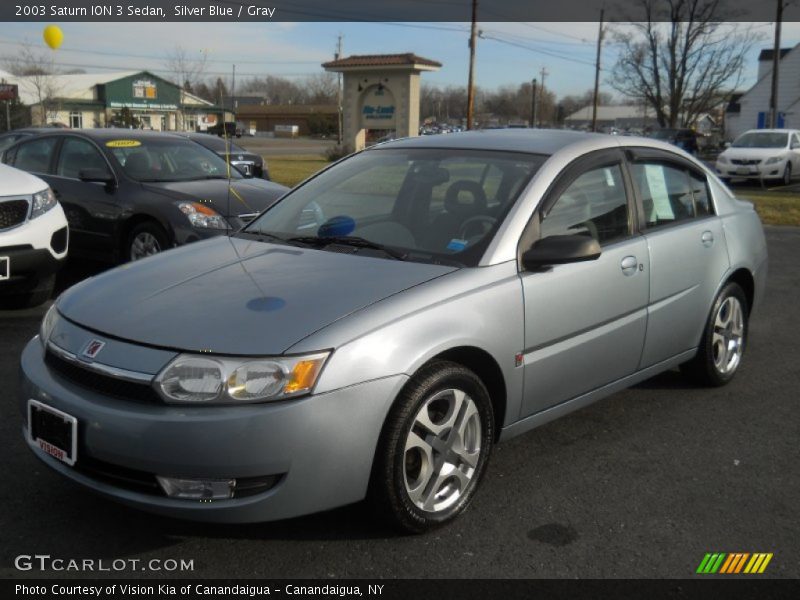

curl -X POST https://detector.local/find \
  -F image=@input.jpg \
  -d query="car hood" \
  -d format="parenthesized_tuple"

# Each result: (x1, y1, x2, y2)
(720, 147, 788, 161)
(57, 236, 456, 355)
(142, 178, 287, 216)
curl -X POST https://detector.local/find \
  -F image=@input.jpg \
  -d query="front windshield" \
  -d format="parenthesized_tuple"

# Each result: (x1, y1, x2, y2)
(243, 147, 546, 267)
(108, 137, 243, 182)
(732, 132, 788, 149)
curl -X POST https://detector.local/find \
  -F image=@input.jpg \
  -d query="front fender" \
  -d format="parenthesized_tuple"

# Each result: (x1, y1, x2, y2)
(290, 261, 526, 428)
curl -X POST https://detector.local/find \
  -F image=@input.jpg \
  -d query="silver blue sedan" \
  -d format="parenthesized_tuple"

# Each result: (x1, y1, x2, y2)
(20, 130, 767, 532)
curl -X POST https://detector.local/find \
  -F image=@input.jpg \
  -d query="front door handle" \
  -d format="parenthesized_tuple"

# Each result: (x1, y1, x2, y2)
(620, 255, 638, 276)
(701, 230, 714, 247)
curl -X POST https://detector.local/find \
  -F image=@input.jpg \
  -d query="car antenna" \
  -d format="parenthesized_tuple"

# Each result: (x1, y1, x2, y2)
(223, 104, 232, 238)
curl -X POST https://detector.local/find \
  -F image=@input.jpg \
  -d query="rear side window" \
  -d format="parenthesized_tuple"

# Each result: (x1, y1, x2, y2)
(630, 163, 696, 228)
(541, 164, 630, 244)
(10, 137, 57, 174)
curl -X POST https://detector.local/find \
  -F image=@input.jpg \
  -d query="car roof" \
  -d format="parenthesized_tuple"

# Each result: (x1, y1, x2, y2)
(740, 129, 799, 134)
(380, 129, 603, 155)
(10, 128, 189, 141)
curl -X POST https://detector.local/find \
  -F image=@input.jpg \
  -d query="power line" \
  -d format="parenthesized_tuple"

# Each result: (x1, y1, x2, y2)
(478, 33, 602, 69)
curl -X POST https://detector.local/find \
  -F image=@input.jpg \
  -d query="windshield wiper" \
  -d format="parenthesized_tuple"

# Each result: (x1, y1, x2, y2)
(236, 230, 287, 244)
(287, 235, 407, 260)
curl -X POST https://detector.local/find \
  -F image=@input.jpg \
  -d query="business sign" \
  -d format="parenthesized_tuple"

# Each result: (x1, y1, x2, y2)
(0, 83, 18, 101)
(133, 79, 157, 100)
(109, 102, 178, 110)
(361, 85, 396, 129)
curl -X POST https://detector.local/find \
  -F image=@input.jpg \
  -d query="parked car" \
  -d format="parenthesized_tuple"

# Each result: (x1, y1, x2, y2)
(20, 130, 766, 532)
(205, 122, 239, 138)
(650, 128, 699, 155)
(0, 163, 68, 308)
(1, 130, 288, 263)
(715, 129, 800, 185)
(175, 132, 270, 180)
(0, 127, 57, 154)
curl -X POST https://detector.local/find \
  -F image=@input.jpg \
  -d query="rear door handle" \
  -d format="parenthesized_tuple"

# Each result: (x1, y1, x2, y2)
(620, 255, 638, 276)
(701, 230, 714, 247)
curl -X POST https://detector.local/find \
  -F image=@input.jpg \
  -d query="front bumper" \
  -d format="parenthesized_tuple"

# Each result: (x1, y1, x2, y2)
(19, 337, 407, 523)
(715, 160, 787, 180)
(0, 206, 68, 293)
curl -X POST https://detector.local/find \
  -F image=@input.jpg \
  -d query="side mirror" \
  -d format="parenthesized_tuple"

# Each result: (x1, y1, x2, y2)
(724, 142, 732, 148)
(522, 234, 601, 270)
(79, 167, 114, 184)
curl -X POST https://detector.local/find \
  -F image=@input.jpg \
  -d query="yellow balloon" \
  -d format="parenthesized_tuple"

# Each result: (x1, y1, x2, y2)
(43, 25, 63, 50)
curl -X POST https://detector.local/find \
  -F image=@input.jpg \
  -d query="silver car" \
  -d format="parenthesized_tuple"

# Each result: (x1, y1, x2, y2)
(20, 130, 767, 532)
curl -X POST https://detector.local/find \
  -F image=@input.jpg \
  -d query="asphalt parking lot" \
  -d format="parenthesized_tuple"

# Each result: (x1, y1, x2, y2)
(0, 226, 798, 580)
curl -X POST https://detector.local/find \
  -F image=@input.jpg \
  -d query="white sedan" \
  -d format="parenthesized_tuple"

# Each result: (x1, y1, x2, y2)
(716, 129, 800, 185)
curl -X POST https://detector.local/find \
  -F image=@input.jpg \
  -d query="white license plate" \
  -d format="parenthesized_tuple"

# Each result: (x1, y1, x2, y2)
(0, 256, 8, 281)
(28, 400, 77, 466)
(736, 167, 752, 175)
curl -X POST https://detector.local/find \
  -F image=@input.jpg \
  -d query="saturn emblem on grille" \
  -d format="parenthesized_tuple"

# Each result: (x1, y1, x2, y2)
(81, 339, 106, 360)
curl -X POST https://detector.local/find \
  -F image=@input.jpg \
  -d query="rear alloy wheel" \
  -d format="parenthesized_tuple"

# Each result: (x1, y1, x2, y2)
(371, 361, 494, 533)
(127, 222, 168, 262)
(682, 282, 748, 386)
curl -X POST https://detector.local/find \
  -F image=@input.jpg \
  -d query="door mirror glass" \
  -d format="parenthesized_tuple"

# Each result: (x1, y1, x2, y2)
(522, 234, 601, 269)
(78, 167, 114, 183)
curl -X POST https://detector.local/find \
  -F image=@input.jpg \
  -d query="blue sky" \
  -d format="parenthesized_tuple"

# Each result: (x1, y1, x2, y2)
(2, 21, 799, 99)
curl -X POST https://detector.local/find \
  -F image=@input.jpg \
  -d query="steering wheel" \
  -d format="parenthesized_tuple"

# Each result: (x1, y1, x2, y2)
(457, 215, 497, 241)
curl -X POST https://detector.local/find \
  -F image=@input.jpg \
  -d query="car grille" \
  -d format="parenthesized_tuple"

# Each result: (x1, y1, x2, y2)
(0, 199, 29, 231)
(44, 349, 161, 404)
(74, 455, 284, 499)
(731, 159, 761, 166)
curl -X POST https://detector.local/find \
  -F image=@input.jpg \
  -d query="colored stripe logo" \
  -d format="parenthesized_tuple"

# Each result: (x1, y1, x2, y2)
(696, 553, 773, 574)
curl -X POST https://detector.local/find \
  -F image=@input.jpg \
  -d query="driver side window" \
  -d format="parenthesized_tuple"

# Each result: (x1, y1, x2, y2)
(541, 164, 630, 245)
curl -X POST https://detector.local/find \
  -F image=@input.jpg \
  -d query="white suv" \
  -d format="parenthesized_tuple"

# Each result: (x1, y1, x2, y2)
(0, 163, 68, 308)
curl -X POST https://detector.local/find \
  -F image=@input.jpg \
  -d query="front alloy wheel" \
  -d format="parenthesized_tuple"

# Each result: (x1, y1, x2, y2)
(127, 222, 168, 262)
(371, 361, 494, 533)
(403, 388, 483, 513)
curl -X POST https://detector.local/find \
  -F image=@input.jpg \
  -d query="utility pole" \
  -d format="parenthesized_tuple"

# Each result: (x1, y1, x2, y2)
(538, 67, 548, 127)
(336, 34, 343, 145)
(530, 78, 537, 128)
(231, 64, 236, 128)
(768, 0, 784, 129)
(591, 7, 605, 132)
(466, 0, 478, 130)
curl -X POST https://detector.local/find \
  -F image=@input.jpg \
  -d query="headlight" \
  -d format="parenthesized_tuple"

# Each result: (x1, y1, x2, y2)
(764, 156, 784, 165)
(717, 155, 729, 164)
(30, 188, 57, 219)
(154, 352, 330, 404)
(39, 303, 59, 348)
(176, 201, 229, 229)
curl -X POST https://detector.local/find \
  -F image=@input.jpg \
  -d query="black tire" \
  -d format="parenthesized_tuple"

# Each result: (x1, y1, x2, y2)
(681, 282, 749, 387)
(125, 221, 169, 263)
(370, 360, 494, 534)
(782, 163, 792, 186)
(0, 274, 55, 309)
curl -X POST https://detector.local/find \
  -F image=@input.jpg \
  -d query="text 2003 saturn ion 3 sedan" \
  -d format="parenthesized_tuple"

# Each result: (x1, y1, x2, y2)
(20, 130, 767, 533)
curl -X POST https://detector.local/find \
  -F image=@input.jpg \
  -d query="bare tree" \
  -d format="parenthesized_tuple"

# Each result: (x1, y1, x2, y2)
(3, 44, 62, 124)
(164, 45, 208, 92)
(609, 0, 761, 128)
(302, 73, 338, 104)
